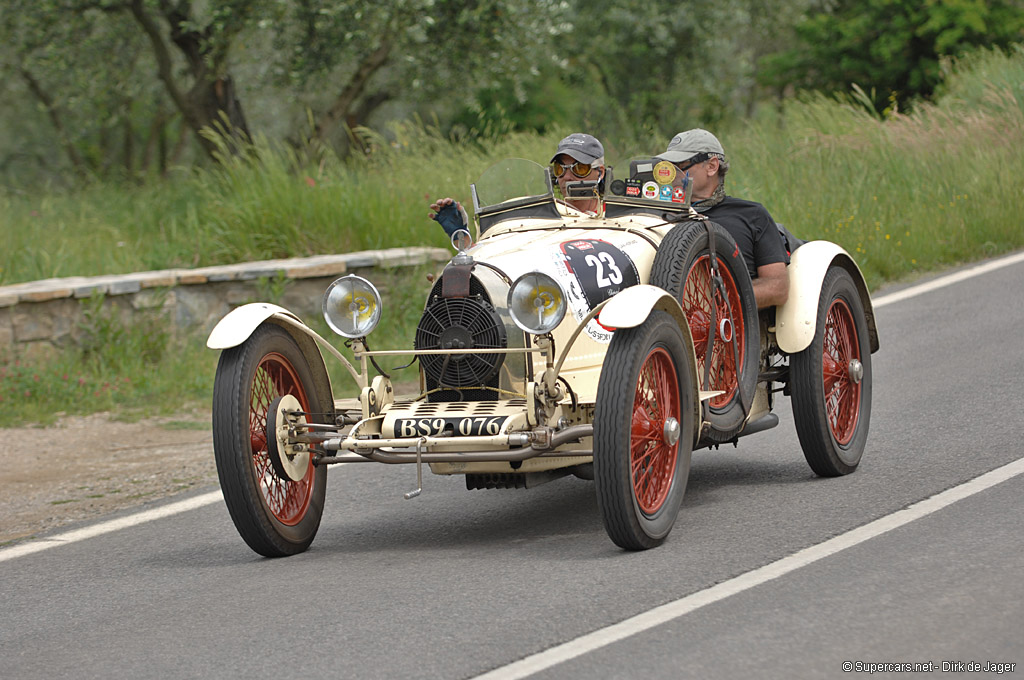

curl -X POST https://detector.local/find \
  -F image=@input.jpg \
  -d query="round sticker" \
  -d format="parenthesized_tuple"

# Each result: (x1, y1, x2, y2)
(642, 181, 659, 199)
(659, 184, 672, 201)
(653, 161, 677, 185)
(610, 179, 626, 196)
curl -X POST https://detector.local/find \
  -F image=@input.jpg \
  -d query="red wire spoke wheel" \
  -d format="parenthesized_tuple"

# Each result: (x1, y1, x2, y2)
(213, 324, 328, 556)
(791, 266, 872, 477)
(821, 299, 861, 445)
(249, 353, 314, 525)
(630, 347, 681, 514)
(683, 254, 745, 408)
(595, 311, 696, 550)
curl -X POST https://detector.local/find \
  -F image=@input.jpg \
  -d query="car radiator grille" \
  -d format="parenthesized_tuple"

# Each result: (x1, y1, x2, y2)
(415, 276, 507, 402)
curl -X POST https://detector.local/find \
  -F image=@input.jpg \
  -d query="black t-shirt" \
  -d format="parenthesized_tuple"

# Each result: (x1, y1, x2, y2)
(702, 196, 788, 278)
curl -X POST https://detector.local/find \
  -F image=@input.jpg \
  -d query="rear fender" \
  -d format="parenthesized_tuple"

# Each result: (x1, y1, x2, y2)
(207, 303, 337, 417)
(775, 241, 879, 354)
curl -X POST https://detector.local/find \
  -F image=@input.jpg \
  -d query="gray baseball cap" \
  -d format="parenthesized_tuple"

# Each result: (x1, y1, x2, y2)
(550, 133, 604, 164)
(657, 128, 726, 163)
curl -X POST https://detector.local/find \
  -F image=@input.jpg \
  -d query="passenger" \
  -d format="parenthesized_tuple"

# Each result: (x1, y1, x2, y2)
(429, 133, 607, 236)
(657, 128, 789, 308)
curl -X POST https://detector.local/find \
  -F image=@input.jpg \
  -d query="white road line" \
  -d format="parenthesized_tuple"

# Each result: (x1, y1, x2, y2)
(470, 457, 1024, 680)
(1, 249, 1021, 564)
(0, 491, 222, 564)
(872, 250, 1024, 308)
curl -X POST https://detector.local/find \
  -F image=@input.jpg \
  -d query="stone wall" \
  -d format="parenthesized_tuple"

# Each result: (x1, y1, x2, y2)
(0, 247, 450, 359)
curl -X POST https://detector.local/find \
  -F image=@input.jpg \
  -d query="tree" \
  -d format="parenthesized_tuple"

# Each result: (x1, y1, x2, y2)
(0, 0, 181, 178)
(528, 0, 815, 141)
(124, 0, 258, 156)
(270, 0, 566, 146)
(759, 0, 1024, 112)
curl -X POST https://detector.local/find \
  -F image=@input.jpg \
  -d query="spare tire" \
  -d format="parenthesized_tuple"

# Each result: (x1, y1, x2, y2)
(649, 220, 759, 442)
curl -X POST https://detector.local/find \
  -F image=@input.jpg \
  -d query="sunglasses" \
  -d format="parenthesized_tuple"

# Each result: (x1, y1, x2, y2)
(551, 160, 594, 178)
(674, 152, 720, 174)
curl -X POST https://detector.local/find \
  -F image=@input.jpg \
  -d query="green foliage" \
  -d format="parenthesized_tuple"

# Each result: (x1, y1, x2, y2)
(934, 44, 1024, 117)
(0, 295, 214, 427)
(0, 0, 181, 182)
(450, 66, 586, 136)
(77, 292, 170, 367)
(726, 45, 1024, 287)
(4, 44, 1024, 291)
(760, 0, 1024, 112)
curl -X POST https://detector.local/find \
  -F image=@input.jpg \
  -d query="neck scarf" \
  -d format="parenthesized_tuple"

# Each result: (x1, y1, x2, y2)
(692, 179, 726, 212)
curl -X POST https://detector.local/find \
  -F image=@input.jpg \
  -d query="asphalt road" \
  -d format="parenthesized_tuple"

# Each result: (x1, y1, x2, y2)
(3, 252, 1023, 680)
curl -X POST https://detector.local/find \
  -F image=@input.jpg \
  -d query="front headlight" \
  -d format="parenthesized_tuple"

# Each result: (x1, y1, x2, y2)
(322, 275, 382, 338)
(507, 272, 567, 334)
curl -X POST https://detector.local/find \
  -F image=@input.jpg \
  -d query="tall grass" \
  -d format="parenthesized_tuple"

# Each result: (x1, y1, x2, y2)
(2, 46, 1023, 425)
(0, 124, 562, 286)
(721, 46, 1024, 288)
(4, 47, 1023, 289)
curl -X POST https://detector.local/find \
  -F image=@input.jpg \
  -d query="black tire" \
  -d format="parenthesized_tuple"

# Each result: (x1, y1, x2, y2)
(790, 266, 872, 476)
(650, 221, 759, 441)
(594, 311, 695, 550)
(212, 323, 328, 556)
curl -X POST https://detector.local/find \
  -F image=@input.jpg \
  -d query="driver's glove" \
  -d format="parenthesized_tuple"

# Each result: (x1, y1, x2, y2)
(432, 201, 469, 237)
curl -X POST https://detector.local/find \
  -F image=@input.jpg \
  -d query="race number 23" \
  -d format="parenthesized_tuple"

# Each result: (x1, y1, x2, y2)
(584, 251, 623, 287)
(559, 239, 639, 309)
(395, 416, 507, 437)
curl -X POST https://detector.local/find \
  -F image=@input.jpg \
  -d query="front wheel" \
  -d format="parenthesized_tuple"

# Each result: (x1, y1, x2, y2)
(790, 266, 872, 476)
(212, 323, 328, 556)
(594, 311, 696, 550)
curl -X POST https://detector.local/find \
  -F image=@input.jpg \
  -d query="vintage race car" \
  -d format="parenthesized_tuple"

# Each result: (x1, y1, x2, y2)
(207, 158, 880, 557)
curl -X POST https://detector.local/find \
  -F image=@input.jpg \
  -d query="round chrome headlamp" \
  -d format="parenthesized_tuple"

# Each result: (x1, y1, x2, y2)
(322, 275, 382, 338)
(507, 272, 567, 334)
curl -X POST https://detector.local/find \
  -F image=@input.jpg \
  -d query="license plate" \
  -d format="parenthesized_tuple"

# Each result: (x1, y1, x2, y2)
(393, 416, 508, 437)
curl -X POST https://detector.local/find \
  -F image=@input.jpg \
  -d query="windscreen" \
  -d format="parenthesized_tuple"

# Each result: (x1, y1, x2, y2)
(472, 159, 553, 211)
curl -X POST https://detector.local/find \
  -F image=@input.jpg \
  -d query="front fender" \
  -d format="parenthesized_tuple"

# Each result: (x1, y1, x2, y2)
(775, 241, 879, 354)
(207, 303, 301, 350)
(207, 303, 341, 418)
(599, 284, 687, 331)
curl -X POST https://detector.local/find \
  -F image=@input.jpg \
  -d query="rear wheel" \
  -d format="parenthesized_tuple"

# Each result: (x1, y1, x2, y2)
(212, 323, 328, 556)
(594, 311, 695, 550)
(790, 266, 872, 476)
(650, 221, 758, 441)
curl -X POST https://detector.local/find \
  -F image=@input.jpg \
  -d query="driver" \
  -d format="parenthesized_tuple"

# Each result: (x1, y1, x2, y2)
(656, 128, 789, 308)
(428, 132, 607, 235)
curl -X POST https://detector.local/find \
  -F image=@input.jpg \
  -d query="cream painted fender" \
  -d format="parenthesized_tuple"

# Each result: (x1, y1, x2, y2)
(775, 241, 879, 354)
(599, 284, 686, 330)
(207, 303, 338, 416)
(207, 303, 303, 349)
